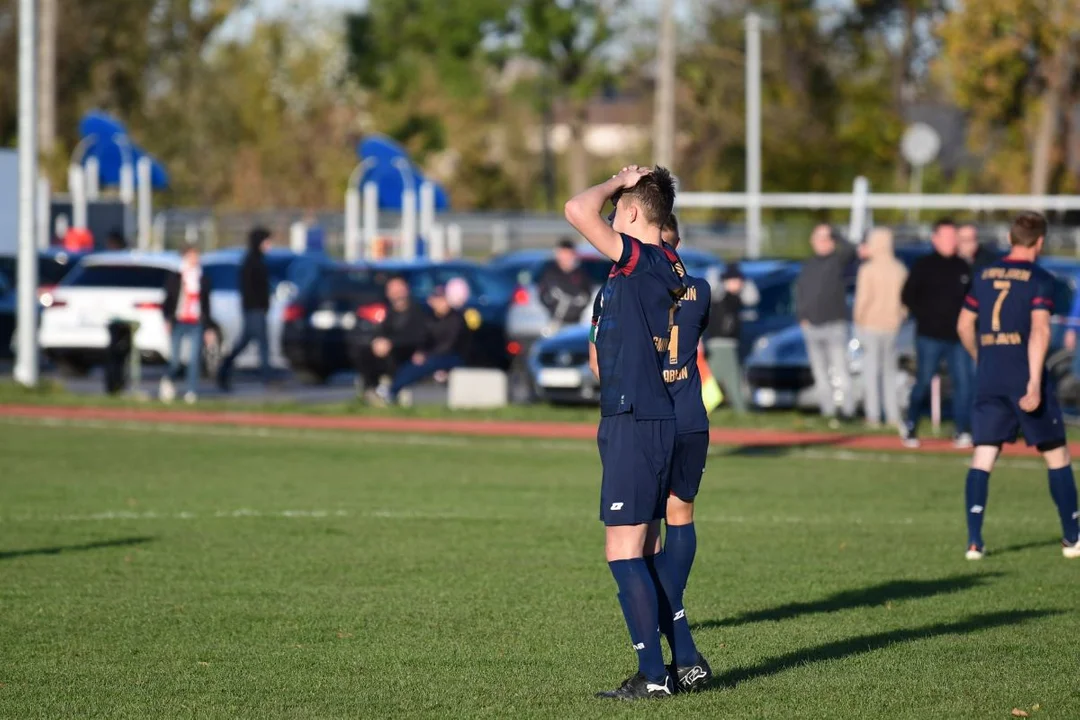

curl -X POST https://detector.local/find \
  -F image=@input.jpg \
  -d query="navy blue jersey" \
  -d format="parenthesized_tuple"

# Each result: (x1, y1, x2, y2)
(665, 274, 710, 434)
(594, 234, 685, 418)
(963, 259, 1055, 397)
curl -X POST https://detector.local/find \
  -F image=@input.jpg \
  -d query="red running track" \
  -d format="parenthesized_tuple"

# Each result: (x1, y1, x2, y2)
(2, 403, 1073, 458)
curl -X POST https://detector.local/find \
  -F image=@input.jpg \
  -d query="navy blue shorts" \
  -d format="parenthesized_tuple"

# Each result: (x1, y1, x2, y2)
(972, 392, 1066, 448)
(670, 431, 709, 502)
(597, 414, 676, 526)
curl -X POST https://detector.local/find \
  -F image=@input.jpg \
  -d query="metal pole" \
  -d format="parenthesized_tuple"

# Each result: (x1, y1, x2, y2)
(137, 156, 152, 250)
(345, 185, 361, 262)
(362, 181, 379, 260)
(400, 188, 417, 260)
(36, 175, 50, 250)
(745, 12, 763, 258)
(419, 181, 436, 243)
(906, 164, 923, 225)
(85, 156, 100, 201)
(848, 176, 869, 243)
(37, 0, 56, 156)
(68, 163, 87, 229)
(15, 0, 39, 387)
(653, 0, 676, 169)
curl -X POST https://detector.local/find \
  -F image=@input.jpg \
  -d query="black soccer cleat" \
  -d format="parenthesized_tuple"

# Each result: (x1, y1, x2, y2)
(672, 653, 713, 693)
(595, 672, 674, 700)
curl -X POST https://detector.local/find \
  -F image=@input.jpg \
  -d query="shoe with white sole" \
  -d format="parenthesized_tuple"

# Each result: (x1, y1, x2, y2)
(954, 432, 974, 449)
(159, 377, 176, 404)
(1062, 539, 1080, 559)
(965, 544, 985, 560)
(901, 425, 920, 449)
(183, 391, 197, 405)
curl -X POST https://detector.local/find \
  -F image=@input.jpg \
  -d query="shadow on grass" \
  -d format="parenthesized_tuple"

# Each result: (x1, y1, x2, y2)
(719, 439, 848, 458)
(691, 573, 1004, 630)
(713, 609, 1060, 690)
(991, 537, 1061, 556)
(0, 536, 155, 561)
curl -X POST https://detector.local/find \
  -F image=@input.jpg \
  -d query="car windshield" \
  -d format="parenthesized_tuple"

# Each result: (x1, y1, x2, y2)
(401, 265, 516, 303)
(61, 263, 173, 289)
(316, 268, 389, 305)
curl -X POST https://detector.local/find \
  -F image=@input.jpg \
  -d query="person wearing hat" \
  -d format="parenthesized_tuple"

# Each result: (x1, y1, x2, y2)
(706, 263, 747, 413)
(537, 237, 593, 329)
(378, 283, 470, 405)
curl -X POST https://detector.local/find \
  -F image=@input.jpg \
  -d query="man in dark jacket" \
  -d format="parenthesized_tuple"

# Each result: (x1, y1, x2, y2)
(218, 228, 273, 391)
(795, 224, 858, 422)
(958, 223, 998, 271)
(161, 244, 213, 404)
(901, 218, 974, 448)
(381, 285, 470, 405)
(358, 275, 430, 400)
(537, 237, 592, 327)
(706, 264, 747, 412)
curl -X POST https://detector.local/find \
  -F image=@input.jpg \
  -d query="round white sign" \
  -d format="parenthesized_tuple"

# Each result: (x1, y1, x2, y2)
(901, 122, 941, 168)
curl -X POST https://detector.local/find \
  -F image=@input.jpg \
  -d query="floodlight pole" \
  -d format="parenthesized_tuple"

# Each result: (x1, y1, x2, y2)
(653, 0, 676, 169)
(15, 0, 39, 387)
(745, 12, 763, 259)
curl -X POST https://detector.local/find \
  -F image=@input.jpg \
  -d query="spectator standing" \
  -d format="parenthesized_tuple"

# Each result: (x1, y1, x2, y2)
(795, 224, 857, 424)
(958, 223, 997, 271)
(853, 228, 908, 429)
(537, 237, 592, 328)
(217, 228, 273, 391)
(380, 285, 470, 405)
(706, 264, 747, 413)
(900, 218, 974, 448)
(358, 275, 429, 401)
(161, 244, 213, 404)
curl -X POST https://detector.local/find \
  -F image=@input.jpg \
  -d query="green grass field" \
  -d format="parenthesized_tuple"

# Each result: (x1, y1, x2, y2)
(1, 418, 1078, 719)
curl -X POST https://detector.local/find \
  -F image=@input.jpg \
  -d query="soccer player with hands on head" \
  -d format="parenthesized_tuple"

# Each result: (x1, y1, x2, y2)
(565, 164, 709, 700)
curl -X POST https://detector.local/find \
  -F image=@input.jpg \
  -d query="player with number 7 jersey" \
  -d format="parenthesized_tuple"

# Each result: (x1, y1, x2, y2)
(956, 211, 1080, 562)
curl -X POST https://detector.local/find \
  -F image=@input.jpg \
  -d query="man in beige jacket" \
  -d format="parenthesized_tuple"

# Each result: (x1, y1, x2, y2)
(853, 228, 908, 428)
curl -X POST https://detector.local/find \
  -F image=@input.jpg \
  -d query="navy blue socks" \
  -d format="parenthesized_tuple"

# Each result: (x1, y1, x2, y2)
(645, 551, 699, 667)
(608, 559, 667, 681)
(1048, 466, 1080, 544)
(664, 523, 697, 595)
(965, 469, 990, 547)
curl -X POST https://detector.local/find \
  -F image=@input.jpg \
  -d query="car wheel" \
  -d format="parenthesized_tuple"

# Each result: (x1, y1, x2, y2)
(507, 358, 536, 405)
(56, 354, 92, 378)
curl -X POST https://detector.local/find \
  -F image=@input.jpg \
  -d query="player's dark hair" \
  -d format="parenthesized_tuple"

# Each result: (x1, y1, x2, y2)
(662, 212, 679, 236)
(624, 166, 676, 227)
(556, 237, 575, 251)
(1009, 211, 1047, 248)
(933, 217, 955, 232)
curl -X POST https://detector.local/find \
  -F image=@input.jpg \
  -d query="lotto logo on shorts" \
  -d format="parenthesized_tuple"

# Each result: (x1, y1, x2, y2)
(610, 502, 624, 511)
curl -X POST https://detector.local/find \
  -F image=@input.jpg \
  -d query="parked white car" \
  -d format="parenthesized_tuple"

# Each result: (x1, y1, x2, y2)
(37, 249, 316, 376)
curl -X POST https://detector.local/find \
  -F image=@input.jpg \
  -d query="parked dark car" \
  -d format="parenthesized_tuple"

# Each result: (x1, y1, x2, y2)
(281, 260, 516, 383)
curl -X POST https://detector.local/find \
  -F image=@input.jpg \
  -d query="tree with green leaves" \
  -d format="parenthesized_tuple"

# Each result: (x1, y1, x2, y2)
(937, 0, 1080, 194)
(514, 0, 624, 195)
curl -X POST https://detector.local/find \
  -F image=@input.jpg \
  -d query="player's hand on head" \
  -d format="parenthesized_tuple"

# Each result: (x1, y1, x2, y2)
(614, 165, 650, 189)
